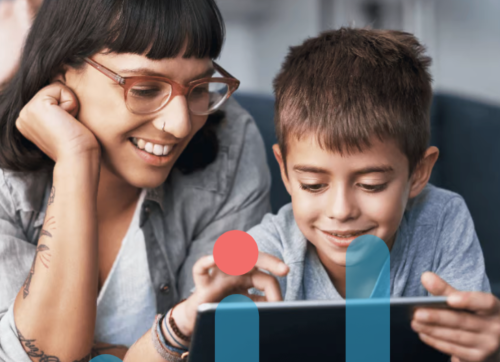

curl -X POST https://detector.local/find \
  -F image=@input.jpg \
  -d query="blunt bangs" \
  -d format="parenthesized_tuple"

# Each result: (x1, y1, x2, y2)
(106, 0, 225, 59)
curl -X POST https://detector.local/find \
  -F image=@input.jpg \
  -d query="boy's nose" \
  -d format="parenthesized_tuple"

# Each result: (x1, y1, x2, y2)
(152, 95, 192, 139)
(326, 185, 359, 222)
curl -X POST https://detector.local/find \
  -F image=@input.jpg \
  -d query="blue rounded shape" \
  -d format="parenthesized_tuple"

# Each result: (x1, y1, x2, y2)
(346, 234, 390, 362)
(216, 294, 259, 362)
(90, 355, 123, 362)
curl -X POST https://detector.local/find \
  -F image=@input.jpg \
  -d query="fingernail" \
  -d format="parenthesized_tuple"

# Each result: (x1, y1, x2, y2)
(448, 294, 461, 304)
(279, 263, 288, 273)
(415, 310, 428, 321)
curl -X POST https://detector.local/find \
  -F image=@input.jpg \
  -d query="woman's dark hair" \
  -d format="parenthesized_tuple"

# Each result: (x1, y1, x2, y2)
(0, 0, 225, 174)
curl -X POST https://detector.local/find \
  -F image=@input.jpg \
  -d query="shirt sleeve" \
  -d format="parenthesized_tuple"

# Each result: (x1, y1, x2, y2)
(433, 196, 491, 293)
(0, 172, 36, 362)
(176, 119, 272, 299)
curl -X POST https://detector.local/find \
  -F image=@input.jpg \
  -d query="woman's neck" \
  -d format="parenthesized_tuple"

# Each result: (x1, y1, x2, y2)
(96, 165, 141, 222)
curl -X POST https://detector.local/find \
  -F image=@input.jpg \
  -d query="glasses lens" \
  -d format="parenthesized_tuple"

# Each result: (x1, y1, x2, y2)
(188, 82, 229, 115)
(127, 81, 172, 114)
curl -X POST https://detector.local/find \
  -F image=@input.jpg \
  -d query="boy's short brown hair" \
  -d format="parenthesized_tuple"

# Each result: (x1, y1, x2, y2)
(273, 27, 433, 174)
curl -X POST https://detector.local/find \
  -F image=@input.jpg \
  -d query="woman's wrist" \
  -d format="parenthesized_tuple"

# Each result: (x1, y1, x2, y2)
(171, 298, 196, 338)
(161, 303, 193, 349)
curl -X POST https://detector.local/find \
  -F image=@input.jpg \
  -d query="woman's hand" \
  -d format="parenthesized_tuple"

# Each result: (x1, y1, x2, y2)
(172, 252, 289, 340)
(15, 81, 100, 162)
(412, 272, 500, 361)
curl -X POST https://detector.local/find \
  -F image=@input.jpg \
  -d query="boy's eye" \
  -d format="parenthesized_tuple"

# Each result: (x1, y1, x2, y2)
(358, 183, 388, 192)
(299, 183, 326, 193)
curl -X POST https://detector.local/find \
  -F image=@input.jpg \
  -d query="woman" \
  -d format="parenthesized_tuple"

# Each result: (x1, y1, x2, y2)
(0, 0, 284, 361)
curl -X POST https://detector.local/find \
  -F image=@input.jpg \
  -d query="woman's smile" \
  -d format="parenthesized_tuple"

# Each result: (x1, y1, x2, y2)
(129, 136, 178, 167)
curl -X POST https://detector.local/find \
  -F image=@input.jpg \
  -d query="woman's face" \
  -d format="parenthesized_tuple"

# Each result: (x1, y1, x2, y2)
(63, 52, 213, 188)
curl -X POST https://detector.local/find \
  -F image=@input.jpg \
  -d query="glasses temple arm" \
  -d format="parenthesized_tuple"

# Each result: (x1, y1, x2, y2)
(84, 58, 125, 85)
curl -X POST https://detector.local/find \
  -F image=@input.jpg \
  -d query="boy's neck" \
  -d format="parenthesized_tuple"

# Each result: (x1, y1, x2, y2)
(316, 249, 347, 298)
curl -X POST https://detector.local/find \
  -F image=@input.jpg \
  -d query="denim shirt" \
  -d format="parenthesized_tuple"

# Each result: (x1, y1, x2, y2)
(0, 98, 271, 361)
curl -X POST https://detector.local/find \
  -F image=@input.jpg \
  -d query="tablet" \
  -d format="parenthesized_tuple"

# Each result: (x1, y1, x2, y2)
(188, 297, 450, 362)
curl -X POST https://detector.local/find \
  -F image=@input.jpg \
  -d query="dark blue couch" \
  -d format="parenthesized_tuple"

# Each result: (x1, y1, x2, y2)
(234, 92, 500, 295)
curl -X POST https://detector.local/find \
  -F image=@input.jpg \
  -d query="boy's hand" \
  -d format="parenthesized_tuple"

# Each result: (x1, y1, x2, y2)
(412, 272, 500, 362)
(173, 252, 289, 339)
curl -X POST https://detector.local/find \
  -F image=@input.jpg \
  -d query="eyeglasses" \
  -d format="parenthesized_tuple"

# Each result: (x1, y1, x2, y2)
(84, 57, 240, 116)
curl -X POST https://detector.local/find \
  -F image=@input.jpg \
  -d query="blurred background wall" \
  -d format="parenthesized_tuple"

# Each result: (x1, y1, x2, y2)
(216, 0, 500, 106)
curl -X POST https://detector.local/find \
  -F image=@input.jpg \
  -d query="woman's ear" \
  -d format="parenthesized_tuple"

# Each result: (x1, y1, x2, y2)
(409, 146, 440, 199)
(273, 144, 292, 196)
(52, 72, 66, 84)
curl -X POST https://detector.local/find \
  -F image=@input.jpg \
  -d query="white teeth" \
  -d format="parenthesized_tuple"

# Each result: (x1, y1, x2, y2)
(131, 138, 174, 157)
(153, 144, 163, 156)
(330, 232, 362, 238)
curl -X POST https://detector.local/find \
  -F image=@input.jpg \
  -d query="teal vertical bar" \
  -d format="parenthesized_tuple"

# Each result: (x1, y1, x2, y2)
(90, 355, 123, 362)
(346, 235, 390, 362)
(215, 294, 259, 362)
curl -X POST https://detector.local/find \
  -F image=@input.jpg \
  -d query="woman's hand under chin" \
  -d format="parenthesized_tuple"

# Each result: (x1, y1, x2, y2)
(15, 81, 101, 162)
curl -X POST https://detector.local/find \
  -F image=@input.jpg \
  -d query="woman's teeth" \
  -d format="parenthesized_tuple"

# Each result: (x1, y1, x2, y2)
(131, 137, 173, 157)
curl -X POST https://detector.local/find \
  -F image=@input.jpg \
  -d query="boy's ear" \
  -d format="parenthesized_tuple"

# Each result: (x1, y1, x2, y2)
(272, 144, 292, 196)
(409, 146, 439, 199)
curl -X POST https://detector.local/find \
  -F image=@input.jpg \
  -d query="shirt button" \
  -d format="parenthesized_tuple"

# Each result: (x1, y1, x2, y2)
(160, 284, 170, 293)
(144, 206, 151, 214)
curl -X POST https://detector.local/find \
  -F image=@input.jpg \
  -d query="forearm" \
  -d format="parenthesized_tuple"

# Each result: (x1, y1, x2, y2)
(13, 153, 101, 361)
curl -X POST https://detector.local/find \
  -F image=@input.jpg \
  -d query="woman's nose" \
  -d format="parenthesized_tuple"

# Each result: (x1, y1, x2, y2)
(153, 95, 192, 139)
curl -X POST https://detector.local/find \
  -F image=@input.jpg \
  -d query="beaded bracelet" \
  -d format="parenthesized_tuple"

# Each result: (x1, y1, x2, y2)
(164, 309, 189, 350)
(150, 314, 189, 362)
(169, 299, 192, 343)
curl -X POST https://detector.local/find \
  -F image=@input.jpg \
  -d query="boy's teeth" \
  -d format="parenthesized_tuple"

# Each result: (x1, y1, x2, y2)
(132, 138, 173, 156)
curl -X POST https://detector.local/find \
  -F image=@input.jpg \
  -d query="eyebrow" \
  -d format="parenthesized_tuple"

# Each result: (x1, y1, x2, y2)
(292, 165, 394, 175)
(117, 67, 216, 81)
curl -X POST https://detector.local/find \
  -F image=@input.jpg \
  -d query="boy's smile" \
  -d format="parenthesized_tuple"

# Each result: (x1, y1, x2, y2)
(274, 133, 438, 280)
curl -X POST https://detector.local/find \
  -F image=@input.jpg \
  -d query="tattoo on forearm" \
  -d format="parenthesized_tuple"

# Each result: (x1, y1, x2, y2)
(22, 244, 52, 299)
(40, 216, 56, 239)
(48, 186, 55, 206)
(17, 327, 91, 362)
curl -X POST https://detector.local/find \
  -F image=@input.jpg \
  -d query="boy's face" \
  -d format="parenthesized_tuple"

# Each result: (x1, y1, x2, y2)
(274, 134, 438, 269)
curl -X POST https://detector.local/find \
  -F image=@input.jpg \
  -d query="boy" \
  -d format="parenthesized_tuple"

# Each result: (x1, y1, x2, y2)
(244, 28, 500, 361)
(163, 28, 500, 362)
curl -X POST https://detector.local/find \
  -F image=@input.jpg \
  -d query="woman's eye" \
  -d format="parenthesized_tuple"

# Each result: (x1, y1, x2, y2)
(299, 183, 326, 193)
(191, 86, 209, 96)
(359, 183, 388, 192)
(129, 88, 161, 98)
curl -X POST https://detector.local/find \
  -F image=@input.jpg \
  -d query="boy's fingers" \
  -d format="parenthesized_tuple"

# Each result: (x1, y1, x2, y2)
(255, 252, 289, 277)
(418, 333, 487, 362)
(447, 291, 500, 315)
(421, 272, 457, 296)
(192, 255, 216, 287)
(250, 270, 283, 302)
(411, 321, 480, 348)
(413, 308, 484, 333)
